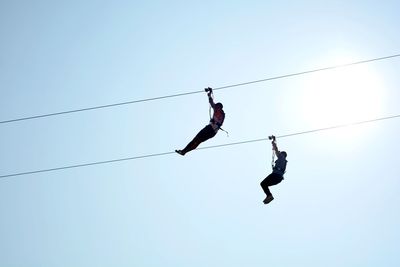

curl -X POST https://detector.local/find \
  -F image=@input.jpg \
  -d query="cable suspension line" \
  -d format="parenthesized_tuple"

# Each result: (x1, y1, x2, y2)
(1, 54, 399, 125)
(1, 114, 399, 179)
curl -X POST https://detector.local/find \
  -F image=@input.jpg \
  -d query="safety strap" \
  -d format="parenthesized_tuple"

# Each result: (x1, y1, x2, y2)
(271, 151, 275, 170)
(271, 143, 275, 170)
(219, 127, 229, 137)
(208, 91, 214, 121)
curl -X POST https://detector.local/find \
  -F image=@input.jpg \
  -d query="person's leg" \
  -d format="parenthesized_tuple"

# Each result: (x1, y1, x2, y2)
(180, 138, 200, 155)
(177, 125, 216, 155)
(260, 173, 283, 204)
(260, 175, 273, 196)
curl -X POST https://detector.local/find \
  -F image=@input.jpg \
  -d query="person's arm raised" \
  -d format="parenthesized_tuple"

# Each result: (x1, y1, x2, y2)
(207, 89, 216, 108)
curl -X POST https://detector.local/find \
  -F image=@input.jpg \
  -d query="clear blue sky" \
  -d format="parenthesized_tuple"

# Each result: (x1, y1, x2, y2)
(1, 1, 400, 266)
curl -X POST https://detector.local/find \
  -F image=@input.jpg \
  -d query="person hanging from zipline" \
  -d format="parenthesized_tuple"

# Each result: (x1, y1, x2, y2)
(260, 135, 288, 204)
(175, 87, 225, 156)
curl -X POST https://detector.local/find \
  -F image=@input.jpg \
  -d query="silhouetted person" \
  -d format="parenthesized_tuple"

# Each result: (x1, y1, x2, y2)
(260, 136, 287, 204)
(175, 88, 225, 156)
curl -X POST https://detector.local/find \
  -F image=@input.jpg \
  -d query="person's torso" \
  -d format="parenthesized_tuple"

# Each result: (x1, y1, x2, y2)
(273, 155, 287, 176)
(210, 109, 225, 131)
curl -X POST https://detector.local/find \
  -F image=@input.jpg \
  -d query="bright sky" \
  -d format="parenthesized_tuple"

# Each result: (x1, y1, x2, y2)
(1, 1, 400, 266)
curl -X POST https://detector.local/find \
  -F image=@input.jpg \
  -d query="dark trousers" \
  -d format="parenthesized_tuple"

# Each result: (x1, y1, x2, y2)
(182, 125, 216, 154)
(260, 173, 283, 196)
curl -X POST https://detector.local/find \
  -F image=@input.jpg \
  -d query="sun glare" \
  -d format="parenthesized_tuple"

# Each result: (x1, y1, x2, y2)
(299, 62, 385, 139)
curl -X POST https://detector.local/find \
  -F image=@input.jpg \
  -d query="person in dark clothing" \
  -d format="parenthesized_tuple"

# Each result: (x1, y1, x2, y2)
(175, 88, 225, 156)
(260, 136, 288, 204)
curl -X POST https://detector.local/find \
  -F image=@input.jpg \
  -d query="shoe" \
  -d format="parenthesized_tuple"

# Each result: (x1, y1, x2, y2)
(263, 195, 274, 204)
(175, 149, 185, 156)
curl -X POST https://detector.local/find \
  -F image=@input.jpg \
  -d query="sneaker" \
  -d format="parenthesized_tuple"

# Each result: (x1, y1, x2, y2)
(175, 149, 185, 156)
(263, 195, 274, 204)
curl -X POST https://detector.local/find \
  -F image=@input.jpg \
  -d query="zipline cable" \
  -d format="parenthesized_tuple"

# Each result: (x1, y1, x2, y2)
(1, 54, 399, 125)
(1, 113, 399, 179)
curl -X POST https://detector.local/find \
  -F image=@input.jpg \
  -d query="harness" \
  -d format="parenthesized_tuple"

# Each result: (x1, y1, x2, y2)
(273, 165, 286, 175)
(210, 118, 223, 127)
